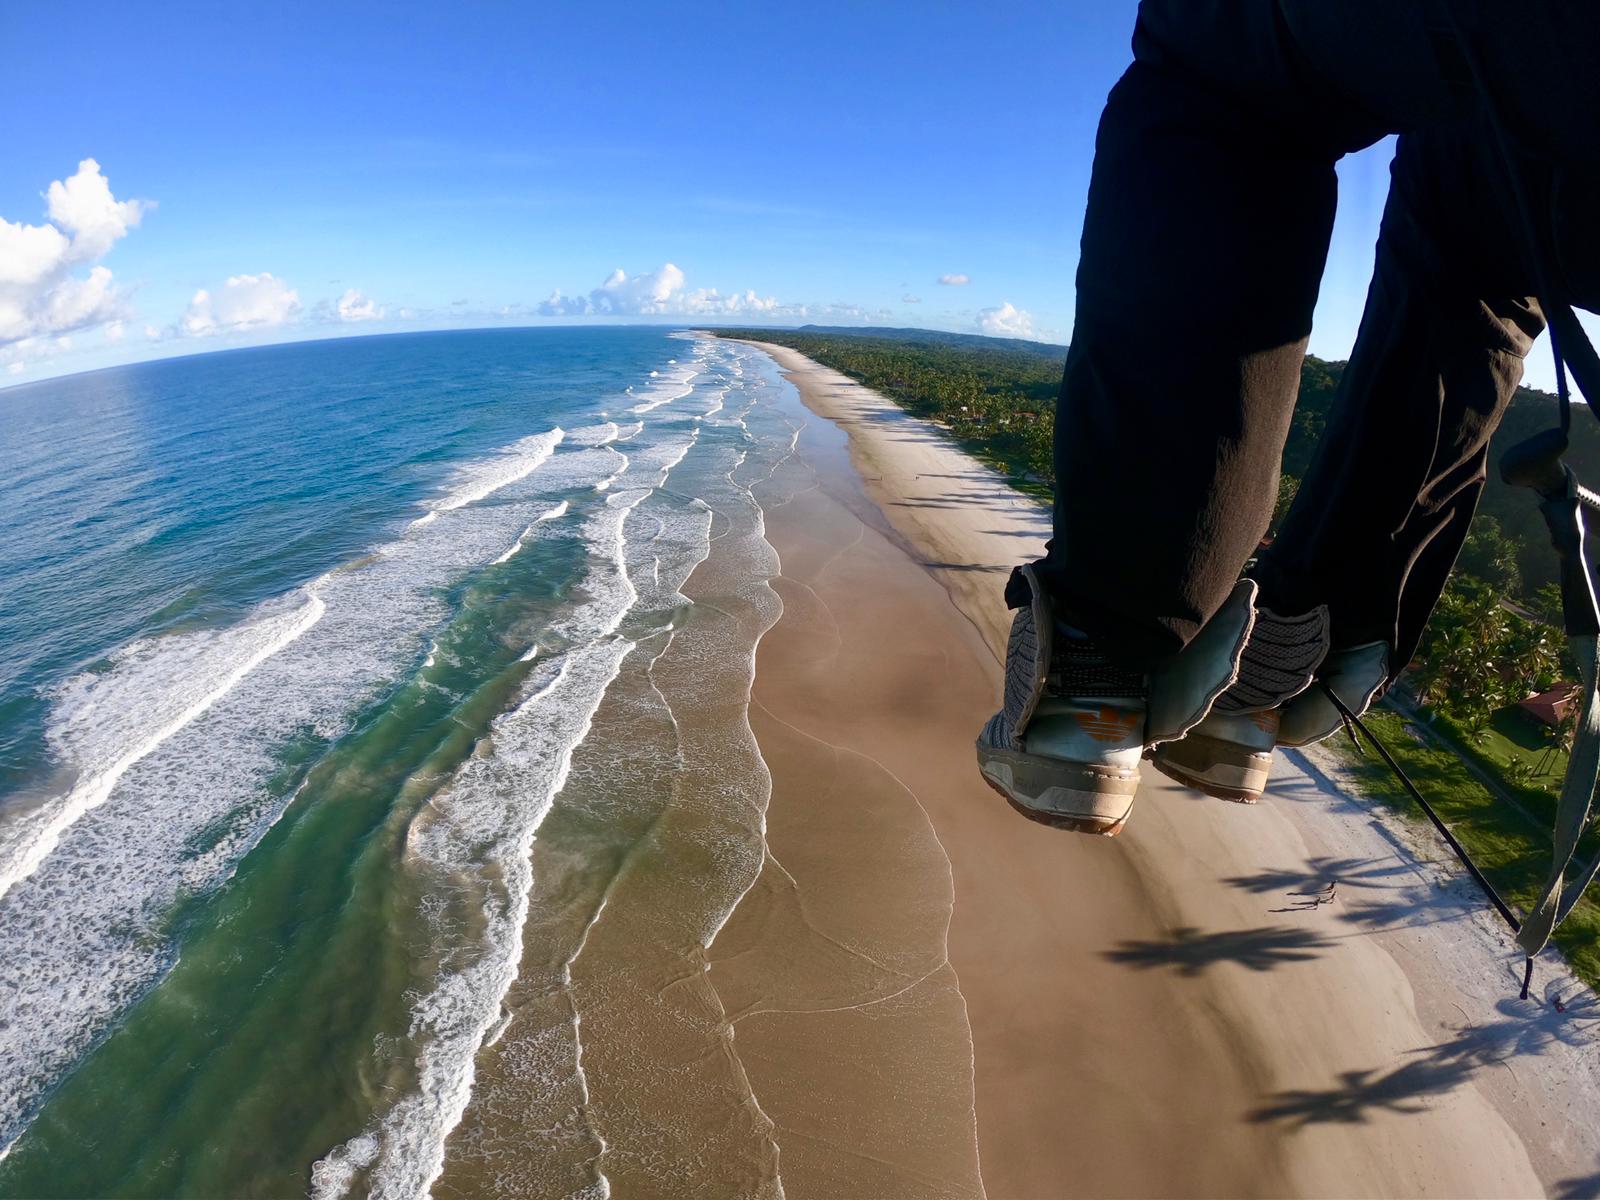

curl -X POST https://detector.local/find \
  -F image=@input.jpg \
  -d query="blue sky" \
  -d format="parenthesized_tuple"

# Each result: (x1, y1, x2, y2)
(0, 1, 1575, 388)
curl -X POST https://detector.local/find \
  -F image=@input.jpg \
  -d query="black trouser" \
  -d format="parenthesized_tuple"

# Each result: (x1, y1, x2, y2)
(1037, 0, 1600, 673)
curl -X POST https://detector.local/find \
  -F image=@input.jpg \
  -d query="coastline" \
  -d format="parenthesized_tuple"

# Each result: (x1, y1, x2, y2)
(739, 339, 1598, 1196)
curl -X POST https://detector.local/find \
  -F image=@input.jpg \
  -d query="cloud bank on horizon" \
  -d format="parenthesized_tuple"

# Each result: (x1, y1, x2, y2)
(182, 273, 302, 337)
(538, 263, 783, 318)
(16, 4, 1571, 390)
(0, 160, 1047, 383)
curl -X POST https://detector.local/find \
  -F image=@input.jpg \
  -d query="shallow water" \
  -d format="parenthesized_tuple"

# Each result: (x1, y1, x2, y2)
(0, 328, 797, 1197)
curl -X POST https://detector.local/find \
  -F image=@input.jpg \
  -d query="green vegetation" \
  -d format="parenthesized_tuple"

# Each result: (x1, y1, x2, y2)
(715, 326, 1064, 496)
(1323, 707, 1600, 986)
(1411, 574, 1565, 737)
(716, 324, 1600, 986)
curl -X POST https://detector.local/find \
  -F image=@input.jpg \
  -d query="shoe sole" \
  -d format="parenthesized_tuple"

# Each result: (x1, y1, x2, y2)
(976, 741, 1136, 836)
(1149, 733, 1270, 804)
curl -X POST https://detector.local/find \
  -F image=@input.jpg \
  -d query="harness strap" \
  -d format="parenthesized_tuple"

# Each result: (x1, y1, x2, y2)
(1516, 475, 1600, 955)
(1446, 6, 1600, 958)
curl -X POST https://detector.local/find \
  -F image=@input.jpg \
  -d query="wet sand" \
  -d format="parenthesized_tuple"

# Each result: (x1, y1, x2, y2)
(734, 340, 1593, 1198)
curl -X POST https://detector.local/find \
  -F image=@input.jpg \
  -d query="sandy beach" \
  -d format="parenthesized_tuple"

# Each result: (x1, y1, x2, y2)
(731, 339, 1600, 1198)
(428, 333, 1600, 1199)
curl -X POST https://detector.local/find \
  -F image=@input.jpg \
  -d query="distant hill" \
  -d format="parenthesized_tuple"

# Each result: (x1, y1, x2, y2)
(1295, 360, 1600, 600)
(786, 325, 1068, 359)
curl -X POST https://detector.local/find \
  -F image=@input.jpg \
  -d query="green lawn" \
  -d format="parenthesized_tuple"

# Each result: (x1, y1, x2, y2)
(1323, 704, 1600, 989)
(1478, 706, 1570, 780)
(1408, 702, 1574, 832)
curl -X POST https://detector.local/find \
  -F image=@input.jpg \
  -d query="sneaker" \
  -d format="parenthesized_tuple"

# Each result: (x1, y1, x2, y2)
(1149, 707, 1281, 803)
(1150, 605, 1329, 802)
(975, 565, 1145, 835)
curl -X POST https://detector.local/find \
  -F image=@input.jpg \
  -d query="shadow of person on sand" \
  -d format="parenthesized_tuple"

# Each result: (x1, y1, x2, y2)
(1224, 856, 1408, 896)
(1102, 925, 1334, 976)
(1251, 995, 1600, 1128)
(1223, 855, 1484, 933)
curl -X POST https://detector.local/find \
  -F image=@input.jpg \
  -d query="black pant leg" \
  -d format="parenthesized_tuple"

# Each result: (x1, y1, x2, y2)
(1254, 126, 1544, 665)
(1039, 0, 1594, 673)
(1037, 3, 1361, 669)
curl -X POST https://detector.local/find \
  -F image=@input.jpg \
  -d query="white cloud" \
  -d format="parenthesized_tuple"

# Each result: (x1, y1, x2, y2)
(679, 287, 780, 315)
(592, 263, 684, 314)
(0, 220, 70, 287)
(903, 294, 921, 304)
(540, 263, 783, 318)
(38, 266, 119, 336)
(538, 289, 587, 316)
(336, 287, 384, 321)
(977, 302, 1038, 339)
(0, 159, 147, 346)
(938, 273, 970, 286)
(182, 272, 301, 336)
(47, 160, 149, 260)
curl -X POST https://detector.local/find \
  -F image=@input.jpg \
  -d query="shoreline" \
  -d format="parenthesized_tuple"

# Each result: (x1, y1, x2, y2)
(737, 338, 1599, 1196)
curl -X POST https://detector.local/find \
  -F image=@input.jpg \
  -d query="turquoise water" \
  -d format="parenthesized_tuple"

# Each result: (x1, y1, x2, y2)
(0, 328, 789, 1196)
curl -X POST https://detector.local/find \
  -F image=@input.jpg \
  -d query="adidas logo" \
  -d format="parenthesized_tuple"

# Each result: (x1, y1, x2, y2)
(1073, 706, 1141, 743)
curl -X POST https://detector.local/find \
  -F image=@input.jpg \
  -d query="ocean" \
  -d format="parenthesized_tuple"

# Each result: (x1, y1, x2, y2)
(0, 327, 800, 1197)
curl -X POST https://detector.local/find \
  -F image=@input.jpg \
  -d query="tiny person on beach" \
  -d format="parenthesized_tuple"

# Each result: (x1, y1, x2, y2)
(976, 0, 1600, 835)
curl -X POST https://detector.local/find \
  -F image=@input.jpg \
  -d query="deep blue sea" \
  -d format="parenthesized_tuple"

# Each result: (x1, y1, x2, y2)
(0, 327, 800, 1197)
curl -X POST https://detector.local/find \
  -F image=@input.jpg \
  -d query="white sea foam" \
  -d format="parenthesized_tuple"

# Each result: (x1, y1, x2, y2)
(311, 493, 663, 1199)
(0, 590, 325, 906)
(310, 641, 631, 1200)
(0, 419, 620, 1155)
(0, 340, 742, 1172)
(309, 351, 722, 1198)
(566, 422, 618, 447)
(490, 533, 529, 567)
(462, 334, 784, 1188)
(593, 447, 629, 492)
(491, 495, 574, 565)
(427, 428, 565, 514)
(628, 366, 700, 414)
